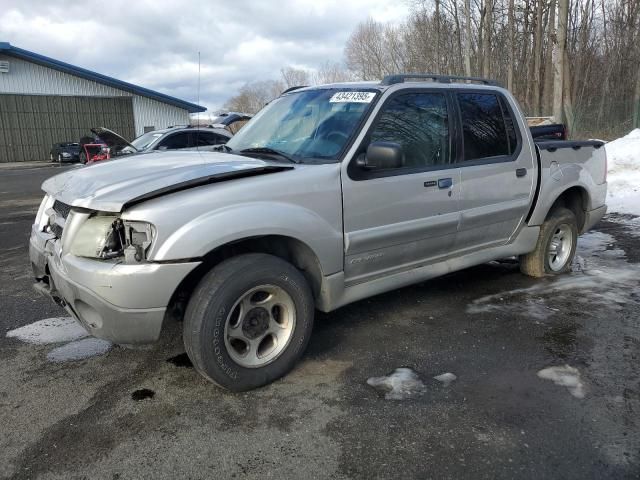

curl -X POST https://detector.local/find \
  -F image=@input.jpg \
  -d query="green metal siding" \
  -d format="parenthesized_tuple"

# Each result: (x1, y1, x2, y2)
(0, 94, 135, 162)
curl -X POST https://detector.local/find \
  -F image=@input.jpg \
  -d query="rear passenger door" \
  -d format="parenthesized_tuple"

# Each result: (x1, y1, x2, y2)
(341, 90, 461, 284)
(453, 91, 536, 252)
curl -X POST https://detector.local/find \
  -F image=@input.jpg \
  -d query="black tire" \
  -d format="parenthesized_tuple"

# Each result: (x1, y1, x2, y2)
(519, 207, 578, 277)
(183, 253, 315, 391)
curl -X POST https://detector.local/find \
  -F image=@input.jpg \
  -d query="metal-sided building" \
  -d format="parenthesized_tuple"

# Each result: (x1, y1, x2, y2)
(0, 42, 205, 162)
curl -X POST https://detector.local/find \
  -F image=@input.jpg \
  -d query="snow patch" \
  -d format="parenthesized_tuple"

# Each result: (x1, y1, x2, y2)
(367, 367, 426, 400)
(46, 338, 113, 362)
(6, 317, 88, 344)
(467, 231, 639, 319)
(605, 129, 640, 215)
(433, 372, 457, 386)
(537, 365, 585, 398)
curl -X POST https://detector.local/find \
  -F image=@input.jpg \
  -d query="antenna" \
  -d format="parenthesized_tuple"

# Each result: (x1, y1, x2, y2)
(196, 51, 201, 153)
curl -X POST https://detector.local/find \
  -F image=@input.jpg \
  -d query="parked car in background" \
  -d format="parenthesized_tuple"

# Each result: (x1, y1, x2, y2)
(49, 142, 81, 163)
(30, 74, 607, 391)
(83, 125, 233, 163)
(79, 135, 107, 164)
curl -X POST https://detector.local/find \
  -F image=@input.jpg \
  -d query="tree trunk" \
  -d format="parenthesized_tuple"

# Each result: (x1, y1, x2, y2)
(553, 0, 569, 124)
(435, 0, 441, 74)
(483, 0, 493, 78)
(634, 66, 640, 128)
(464, 0, 472, 76)
(508, 0, 515, 92)
(544, 0, 556, 115)
(532, 0, 544, 116)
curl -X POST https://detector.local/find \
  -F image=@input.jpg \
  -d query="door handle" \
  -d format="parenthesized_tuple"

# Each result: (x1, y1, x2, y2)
(516, 168, 527, 177)
(437, 178, 453, 189)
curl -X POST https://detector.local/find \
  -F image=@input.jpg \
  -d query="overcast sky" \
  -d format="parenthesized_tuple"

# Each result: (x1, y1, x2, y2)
(0, 0, 408, 112)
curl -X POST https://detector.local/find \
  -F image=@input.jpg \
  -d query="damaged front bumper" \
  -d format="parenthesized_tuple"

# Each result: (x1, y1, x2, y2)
(29, 224, 200, 344)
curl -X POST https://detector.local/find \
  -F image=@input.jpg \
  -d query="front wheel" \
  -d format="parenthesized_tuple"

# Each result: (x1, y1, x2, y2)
(183, 253, 315, 391)
(519, 207, 578, 277)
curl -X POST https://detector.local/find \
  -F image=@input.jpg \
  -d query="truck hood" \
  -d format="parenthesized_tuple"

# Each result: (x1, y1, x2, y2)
(42, 151, 293, 212)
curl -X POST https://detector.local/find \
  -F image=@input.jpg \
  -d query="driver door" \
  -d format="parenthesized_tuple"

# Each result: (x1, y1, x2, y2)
(341, 90, 462, 284)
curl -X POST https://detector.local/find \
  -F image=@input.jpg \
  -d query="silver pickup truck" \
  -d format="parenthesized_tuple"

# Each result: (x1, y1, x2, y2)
(30, 74, 607, 391)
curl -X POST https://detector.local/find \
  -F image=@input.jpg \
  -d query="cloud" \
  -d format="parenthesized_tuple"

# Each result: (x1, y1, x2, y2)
(0, 0, 408, 110)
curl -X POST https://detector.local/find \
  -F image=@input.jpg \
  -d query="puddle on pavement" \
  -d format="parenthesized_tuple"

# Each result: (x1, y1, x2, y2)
(166, 353, 193, 368)
(131, 388, 155, 401)
(541, 324, 579, 359)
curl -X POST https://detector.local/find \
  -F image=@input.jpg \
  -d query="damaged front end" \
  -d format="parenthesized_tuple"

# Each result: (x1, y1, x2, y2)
(33, 195, 154, 264)
(30, 194, 198, 344)
(68, 215, 154, 263)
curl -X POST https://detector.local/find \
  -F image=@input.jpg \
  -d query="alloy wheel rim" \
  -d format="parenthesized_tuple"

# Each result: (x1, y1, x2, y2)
(223, 284, 296, 368)
(548, 224, 573, 271)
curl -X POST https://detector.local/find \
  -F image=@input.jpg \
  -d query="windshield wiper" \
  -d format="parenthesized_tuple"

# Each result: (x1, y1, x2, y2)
(239, 147, 300, 164)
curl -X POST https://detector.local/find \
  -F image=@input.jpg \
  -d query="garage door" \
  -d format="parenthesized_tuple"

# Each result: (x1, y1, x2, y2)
(0, 95, 135, 162)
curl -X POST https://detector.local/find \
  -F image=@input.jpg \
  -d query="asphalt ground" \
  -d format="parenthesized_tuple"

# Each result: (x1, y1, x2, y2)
(1, 164, 639, 479)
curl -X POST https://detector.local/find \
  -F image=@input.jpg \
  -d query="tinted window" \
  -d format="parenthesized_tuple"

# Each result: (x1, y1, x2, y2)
(370, 92, 449, 168)
(458, 93, 509, 161)
(194, 131, 226, 146)
(158, 132, 192, 149)
(499, 96, 518, 154)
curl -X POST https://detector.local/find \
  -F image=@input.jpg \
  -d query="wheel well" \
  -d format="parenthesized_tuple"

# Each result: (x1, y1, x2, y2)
(164, 235, 324, 324)
(547, 187, 588, 232)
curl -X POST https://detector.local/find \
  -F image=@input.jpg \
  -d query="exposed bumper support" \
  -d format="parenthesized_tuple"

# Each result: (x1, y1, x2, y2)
(30, 225, 200, 344)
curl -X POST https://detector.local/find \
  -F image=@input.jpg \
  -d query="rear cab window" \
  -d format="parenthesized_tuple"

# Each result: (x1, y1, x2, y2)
(456, 92, 519, 162)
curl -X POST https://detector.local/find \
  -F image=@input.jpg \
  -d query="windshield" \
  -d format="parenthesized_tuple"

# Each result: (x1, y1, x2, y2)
(130, 131, 164, 151)
(225, 88, 378, 161)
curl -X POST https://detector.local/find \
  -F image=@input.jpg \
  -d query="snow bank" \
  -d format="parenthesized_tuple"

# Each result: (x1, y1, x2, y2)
(6, 317, 88, 344)
(367, 367, 427, 400)
(433, 372, 457, 386)
(605, 129, 640, 215)
(47, 338, 112, 362)
(537, 365, 585, 398)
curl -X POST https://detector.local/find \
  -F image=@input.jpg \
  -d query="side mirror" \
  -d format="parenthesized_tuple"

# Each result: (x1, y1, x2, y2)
(357, 141, 404, 170)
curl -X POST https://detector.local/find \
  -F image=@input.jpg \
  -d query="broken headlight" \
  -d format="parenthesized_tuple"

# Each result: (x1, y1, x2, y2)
(70, 216, 154, 262)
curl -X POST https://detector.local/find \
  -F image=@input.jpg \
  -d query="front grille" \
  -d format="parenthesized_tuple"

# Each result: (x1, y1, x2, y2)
(53, 200, 71, 220)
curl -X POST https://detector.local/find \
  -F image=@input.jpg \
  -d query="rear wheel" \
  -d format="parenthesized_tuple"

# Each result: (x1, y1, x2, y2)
(519, 207, 578, 277)
(183, 253, 315, 391)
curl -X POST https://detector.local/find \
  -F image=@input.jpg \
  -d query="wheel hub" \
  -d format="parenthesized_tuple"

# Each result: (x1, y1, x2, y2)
(242, 307, 270, 339)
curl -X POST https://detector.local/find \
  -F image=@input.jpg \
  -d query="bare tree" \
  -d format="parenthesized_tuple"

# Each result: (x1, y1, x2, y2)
(224, 80, 284, 114)
(553, 0, 568, 123)
(507, 0, 515, 91)
(464, 0, 473, 76)
(280, 67, 309, 89)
